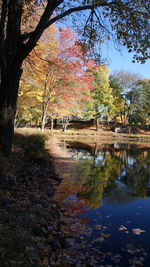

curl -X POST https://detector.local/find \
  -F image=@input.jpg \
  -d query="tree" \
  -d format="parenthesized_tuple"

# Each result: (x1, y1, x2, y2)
(18, 26, 94, 130)
(17, 25, 60, 130)
(110, 71, 141, 124)
(109, 75, 124, 123)
(127, 79, 150, 124)
(88, 65, 115, 130)
(50, 27, 95, 131)
(0, 0, 149, 154)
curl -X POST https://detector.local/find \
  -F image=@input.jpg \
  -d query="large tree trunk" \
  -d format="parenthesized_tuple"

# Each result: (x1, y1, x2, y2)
(0, 67, 22, 154)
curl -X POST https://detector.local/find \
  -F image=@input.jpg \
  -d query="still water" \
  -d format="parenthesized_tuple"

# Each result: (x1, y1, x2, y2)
(55, 140, 150, 266)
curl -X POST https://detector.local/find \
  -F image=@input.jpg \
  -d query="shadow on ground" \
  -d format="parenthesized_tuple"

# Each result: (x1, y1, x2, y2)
(0, 132, 68, 267)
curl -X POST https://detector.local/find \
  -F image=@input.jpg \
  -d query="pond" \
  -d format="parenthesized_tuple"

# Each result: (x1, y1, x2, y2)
(54, 140, 150, 267)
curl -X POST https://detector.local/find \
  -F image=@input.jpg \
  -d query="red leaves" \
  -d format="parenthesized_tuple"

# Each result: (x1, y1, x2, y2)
(21, 26, 96, 122)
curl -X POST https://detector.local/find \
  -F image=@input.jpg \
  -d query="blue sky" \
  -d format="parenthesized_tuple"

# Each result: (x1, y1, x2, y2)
(58, 10, 150, 79)
(57, 3, 150, 79)
(102, 44, 150, 79)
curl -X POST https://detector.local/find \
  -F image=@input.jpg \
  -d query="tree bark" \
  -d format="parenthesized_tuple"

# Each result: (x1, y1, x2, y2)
(50, 118, 54, 130)
(41, 101, 49, 132)
(62, 117, 69, 132)
(0, 67, 22, 154)
(96, 117, 100, 131)
(54, 118, 57, 129)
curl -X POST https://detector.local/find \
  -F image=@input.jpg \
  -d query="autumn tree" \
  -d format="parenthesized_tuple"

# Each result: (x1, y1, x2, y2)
(54, 28, 95, 131)
(0, 0, 149, 154)
(17, 25, 60, 129)
(87, 65, 115, 130)
(18, 26, 94, 130)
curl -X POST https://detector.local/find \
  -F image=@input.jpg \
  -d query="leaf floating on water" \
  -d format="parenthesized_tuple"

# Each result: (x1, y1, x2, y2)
(118, 225, 127, 231)
(132, 228, 146, 235)
(101, 233, 111, 238)
(92, 237, 105, 243)
(95, 225, 102, 230)
(128, 256, 145, 266)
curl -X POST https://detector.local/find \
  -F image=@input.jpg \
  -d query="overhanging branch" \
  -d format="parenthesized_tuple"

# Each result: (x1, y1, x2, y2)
(46, 2, 116, 28)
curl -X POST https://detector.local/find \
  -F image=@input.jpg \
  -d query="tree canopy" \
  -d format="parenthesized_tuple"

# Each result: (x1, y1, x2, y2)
(17, 26, 95, 129)
(0, 0, 149, 68)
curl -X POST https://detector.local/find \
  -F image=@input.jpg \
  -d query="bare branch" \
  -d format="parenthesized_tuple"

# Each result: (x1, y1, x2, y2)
(93, 10, 113, 38)
(20, 1, 117, 63)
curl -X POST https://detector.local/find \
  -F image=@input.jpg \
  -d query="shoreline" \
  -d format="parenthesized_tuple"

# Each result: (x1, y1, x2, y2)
(15, 128, 150, 144)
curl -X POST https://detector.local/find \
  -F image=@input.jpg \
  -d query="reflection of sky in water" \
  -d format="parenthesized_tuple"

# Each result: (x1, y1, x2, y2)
(95, 155, 103, 164)
(119, 170, 126, 179)
(70, 148, 137, 167)
(70, 150, 91, 160)
(79, 197, 150, 266)
(128, 156, 136, 165)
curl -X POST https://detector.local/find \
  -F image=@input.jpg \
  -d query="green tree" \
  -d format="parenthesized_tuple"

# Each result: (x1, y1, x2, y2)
(127, 79, 150, 124)
(0, 0, 149, 153)
(109, 75, 124, 123)
(110, 71, 141, 124)
(89, 65, 115, 130)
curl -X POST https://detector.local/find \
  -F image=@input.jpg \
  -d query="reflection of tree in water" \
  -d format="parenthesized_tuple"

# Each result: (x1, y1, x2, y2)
(57, 148, 121, 209)
(57, 141, 150, 209)
(55, 142, 150, 266)
(119, 147, 150, 198)
(103, 145, 150, 203)
(78, 153, 121, 209)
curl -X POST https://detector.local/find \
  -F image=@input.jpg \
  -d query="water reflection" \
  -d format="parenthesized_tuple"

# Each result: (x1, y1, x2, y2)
(55, 140, 150, 266)
(57, 141, 150, 208)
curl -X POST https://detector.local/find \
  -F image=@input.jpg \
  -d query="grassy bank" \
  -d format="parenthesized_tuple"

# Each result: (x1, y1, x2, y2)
(16, 127, 150, 144)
